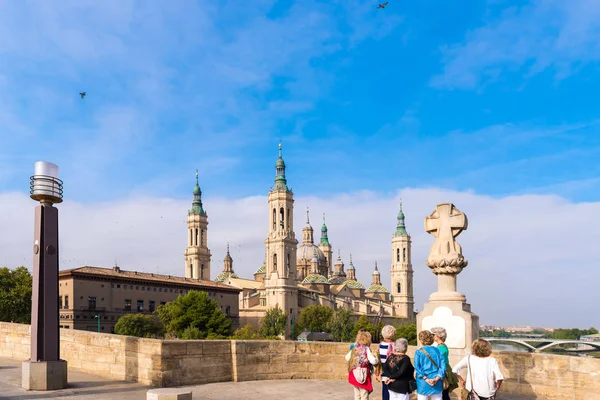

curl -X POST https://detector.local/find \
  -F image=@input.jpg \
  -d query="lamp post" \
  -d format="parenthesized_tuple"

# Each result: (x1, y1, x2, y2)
(22, 162, 68, 391)
(95, 315, 101, 333)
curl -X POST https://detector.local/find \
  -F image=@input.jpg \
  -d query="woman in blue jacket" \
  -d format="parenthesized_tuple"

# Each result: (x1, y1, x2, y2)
(414, 330, 446, 400)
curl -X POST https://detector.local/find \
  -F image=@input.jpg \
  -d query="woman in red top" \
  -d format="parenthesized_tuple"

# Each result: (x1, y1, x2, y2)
(346, 330, 380, 399)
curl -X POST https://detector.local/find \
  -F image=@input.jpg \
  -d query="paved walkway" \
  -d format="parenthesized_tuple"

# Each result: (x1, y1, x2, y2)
(0, 357, 545, 400)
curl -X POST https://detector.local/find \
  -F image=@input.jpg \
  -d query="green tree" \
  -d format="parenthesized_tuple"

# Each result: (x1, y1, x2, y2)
(231, 323, 260, 340)
(0, 266, 33, 324)
(259, 305, 288, 338)
(328, 308, 355, 342)
(156, 290, 232, 339)
(351, 315, 377, 340)
(114, 314, 164, 338)
(299, 305, 334, 333)
(395, 323, 417, 345)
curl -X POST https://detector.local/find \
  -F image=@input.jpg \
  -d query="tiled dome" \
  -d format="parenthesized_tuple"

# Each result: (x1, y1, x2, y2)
(255, 265, 266, 274)
(215, 272, 238, 283)
(365, 284, 389, 293)
(302, 274, 330, 284)
(297, 243, 326, 263)
(328, 276, 346, 284)
(343, 279, 365, 289)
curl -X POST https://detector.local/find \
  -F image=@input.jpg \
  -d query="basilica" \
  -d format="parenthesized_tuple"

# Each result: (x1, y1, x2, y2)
(183, 144, 415, 336)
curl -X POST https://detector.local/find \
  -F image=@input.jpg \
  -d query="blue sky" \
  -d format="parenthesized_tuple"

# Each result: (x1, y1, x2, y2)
(1, 0, 600, 328)
(2, 0, 600, 202)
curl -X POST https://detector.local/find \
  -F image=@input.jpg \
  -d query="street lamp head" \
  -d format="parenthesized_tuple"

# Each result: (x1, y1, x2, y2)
(30, 162, 63, 204)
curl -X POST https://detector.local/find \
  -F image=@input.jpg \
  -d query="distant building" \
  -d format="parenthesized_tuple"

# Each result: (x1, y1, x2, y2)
(580, 334, 600, 342)
(58, 266, 241, 333)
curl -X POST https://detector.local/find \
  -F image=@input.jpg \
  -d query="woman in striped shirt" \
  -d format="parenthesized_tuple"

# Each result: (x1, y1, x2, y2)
(376, 325, 397, 400)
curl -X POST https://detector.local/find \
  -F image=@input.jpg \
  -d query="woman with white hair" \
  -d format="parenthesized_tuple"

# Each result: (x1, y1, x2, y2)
(375, 325, 396, 400)
(382, 338, 415, 400)
(431, 327, 453, 400)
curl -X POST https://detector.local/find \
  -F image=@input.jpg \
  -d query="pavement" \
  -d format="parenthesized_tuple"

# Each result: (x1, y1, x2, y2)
(0, 357, 545, 400)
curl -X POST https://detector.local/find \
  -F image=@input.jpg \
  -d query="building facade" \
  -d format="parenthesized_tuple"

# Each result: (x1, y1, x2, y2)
(210, 144, 416, 335)
(58, 266, 241, 333)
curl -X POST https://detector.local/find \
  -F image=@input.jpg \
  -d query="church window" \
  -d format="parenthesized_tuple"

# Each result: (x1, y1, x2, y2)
(273, 253, 277, 270)
(201, 229, 204, 246)
(195, 228, 198, 246)
(279, 207, 285, 230)
(397, 283, 401, 293)
(286, 253, 290, 270)
(273, 208, 276, 230)
(201, 264, 205, 280)
(189, 229, 192, 246)
(189, 263, 193, 278)
(287, 209, 291, 230)
(402, 248, 406, 262)
(396, 248, 400, 262)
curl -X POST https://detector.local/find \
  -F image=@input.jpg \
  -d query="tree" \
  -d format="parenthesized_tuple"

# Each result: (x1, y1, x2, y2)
(156, 290, 232, 339)
(231, 323, 260, 340)
(259, 305, 288, 338)
(114, 314, 164, 338)
(299, 305, 334, 333)
(0, 266, 33, 324)
(351, 315, 377, 340)
(395, 323, 417, 345)
(328, 308, 355, 342)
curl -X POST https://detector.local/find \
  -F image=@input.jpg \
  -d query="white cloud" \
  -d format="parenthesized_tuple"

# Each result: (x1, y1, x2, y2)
(2, 187, 598, 329)
(431, 0, 600, 89)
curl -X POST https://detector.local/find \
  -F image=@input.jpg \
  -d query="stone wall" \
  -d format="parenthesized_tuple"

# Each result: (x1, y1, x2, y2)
(1, 322, 599, 399)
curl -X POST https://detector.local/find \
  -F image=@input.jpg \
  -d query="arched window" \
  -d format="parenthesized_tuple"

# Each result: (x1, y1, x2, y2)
(189, 263, 193, 278)
(189, 229, 192, 246)
(195, 228, 198, 246)
(272, 208, 276, 231)
(201, 264, 205, 280)
(402, 248, 406, 262)
(273, 253, 277, 270)
(279, 207, 285, 230)
(396, 248, 400, 262)
(201, 229, 204, 246)
(397, 282, 401, 293)
(286, 253, 291, 270)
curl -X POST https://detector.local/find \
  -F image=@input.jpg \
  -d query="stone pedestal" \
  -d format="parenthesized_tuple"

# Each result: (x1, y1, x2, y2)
(22, 359, 68, 390)
(417, 300, 479, 351)
(147, 388, 193, 400)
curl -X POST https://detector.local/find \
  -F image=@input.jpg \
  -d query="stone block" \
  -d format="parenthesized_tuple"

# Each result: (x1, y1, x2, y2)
(147, 388, 192, 400)
(22, 359, 68, 391)
(202, 341, 230, 355)
(185, 341, 203, 355)
(162, 341, 187, 356)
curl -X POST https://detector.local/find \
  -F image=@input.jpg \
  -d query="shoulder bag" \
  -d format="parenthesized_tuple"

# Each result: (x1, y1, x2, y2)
(419, 348, 449, 390)
(348, 346, 369, 384)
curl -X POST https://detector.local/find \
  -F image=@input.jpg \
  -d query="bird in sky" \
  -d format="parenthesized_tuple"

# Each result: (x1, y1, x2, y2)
(377, 2, 389, 9)
(79, 92, 86, 99)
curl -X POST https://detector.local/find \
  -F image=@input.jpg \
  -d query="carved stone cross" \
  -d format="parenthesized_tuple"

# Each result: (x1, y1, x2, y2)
(424, 203, 468, 275)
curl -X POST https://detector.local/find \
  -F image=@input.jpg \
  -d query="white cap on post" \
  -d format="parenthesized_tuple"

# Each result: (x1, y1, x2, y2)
(30, 161, 63, 204)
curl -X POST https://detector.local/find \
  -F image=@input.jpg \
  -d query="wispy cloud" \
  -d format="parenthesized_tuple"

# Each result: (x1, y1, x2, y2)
(431, 0, 600, 89)
(1, 187, 598, 328)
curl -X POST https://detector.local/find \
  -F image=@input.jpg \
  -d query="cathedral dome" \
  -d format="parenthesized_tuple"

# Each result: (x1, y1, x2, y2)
(366, 284, 389, 293)
(328, 276, 346, 284)
(343, 279, 365, 289)
(302, 274, 329, 284)
(297, 243, 327, 264)
(215, 272, 238, 282)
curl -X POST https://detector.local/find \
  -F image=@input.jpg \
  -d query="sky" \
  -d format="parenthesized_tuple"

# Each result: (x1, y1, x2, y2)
(0, 0, 599, 329)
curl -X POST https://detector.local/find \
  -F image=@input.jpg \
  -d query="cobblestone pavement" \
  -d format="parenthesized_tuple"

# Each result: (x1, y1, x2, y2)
(0, 357, 546, 400)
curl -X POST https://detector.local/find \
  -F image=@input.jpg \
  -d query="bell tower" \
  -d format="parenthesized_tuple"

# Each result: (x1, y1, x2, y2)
(184, 172, 212, 280)
(391, 201, 414, 319)
(264, 144, 299, 336)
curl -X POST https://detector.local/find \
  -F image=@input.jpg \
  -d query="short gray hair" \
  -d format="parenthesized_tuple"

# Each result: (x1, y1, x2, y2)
(431, 326, 447, 342)
(381, 325, 396, 340)
(395, 338, 408, 353)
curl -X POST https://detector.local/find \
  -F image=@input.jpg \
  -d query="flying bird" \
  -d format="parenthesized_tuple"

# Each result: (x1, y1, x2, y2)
(377, 2, 389, 9)
(79, 92, 86, 99)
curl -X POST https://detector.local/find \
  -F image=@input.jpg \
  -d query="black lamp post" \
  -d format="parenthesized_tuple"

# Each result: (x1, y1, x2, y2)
(22, 161, 68, 391)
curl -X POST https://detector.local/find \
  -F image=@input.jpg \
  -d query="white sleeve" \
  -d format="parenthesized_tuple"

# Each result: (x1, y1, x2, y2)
(491, 358, 504, 381)
(367, 348, 378, 365)
(452, 356, 468, 374)
(345, 350, 352, 362)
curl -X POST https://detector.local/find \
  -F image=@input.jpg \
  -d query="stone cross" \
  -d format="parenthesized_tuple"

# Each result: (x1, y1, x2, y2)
(424, 203, 468, 275)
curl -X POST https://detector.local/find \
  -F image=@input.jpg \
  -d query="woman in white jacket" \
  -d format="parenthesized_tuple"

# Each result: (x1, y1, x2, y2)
(452, 339, 504, 400)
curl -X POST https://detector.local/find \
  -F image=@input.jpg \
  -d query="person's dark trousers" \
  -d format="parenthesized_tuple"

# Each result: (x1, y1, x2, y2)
(382, 382, 390, 400)
(442, 389, 451, 400)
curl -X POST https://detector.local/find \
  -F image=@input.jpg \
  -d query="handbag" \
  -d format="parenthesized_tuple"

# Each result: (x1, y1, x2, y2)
(352, 366, 368, 384)
(419, 348, 449, 390)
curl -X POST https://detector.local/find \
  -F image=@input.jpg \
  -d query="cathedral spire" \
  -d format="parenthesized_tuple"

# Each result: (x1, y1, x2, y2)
(320, 213, 330, 246)
(190, 170, 206, 215)
(395, 200, 408, 237)
(273, 143, 289, 191)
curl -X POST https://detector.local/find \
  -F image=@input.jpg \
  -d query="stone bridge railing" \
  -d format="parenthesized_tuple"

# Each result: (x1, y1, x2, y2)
(1, 322, 598, 399)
